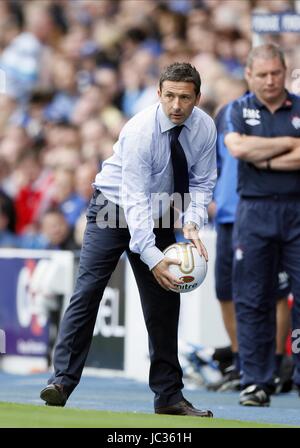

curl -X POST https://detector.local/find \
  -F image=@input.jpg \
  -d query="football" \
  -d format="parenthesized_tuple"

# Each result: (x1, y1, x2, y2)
(163, 242, 207, 293)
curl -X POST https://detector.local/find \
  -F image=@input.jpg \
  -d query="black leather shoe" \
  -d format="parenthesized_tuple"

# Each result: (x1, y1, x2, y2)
(40, 384, 67, 407)
(155, 398, 213, 417)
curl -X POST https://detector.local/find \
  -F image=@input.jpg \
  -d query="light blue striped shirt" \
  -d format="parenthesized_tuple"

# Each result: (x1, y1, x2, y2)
(94, 103, 217, 270)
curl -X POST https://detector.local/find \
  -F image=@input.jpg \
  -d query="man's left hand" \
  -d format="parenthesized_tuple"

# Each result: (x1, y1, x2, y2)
(183, 223, 208, 261)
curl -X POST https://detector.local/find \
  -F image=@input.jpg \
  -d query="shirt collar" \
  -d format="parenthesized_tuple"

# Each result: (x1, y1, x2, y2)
(252, 89, 293, 111)
(157, 103, 193, 133)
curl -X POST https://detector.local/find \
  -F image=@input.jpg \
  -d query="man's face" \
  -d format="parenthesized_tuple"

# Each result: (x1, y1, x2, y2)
(42, 213, 68, 246)
(158, 81, 200, 125)
(245, 57, 286, 104)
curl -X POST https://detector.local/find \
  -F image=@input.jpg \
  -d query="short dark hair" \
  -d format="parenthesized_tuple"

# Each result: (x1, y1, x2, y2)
(246, 43, 286, 69)
(159, 62, 201, 96)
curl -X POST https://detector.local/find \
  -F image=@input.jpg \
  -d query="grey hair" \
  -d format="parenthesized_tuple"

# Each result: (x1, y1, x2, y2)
(246, 43, 286, 69)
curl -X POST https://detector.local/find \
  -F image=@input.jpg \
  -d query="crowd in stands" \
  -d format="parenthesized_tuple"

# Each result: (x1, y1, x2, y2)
(0, 0, 299, 250)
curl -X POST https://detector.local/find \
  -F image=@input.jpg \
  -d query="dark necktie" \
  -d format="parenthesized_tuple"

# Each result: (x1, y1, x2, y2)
(169, 125, 189, 206)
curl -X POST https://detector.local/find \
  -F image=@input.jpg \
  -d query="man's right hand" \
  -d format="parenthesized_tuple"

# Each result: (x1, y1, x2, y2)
(152, 257, 184, 291)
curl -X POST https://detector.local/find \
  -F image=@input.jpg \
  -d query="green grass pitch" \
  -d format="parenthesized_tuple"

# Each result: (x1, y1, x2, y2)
(0, 402, 297, 428)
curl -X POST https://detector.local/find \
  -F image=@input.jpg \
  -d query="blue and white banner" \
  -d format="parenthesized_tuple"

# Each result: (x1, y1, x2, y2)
(0, 256, 50, 357)
(0, 249, 125, 371)
(252, 13, 300, 34)
(0, 249, 75, 364)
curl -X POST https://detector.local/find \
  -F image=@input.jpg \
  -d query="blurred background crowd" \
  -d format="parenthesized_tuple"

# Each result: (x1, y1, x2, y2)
(0, 0, 300, 251)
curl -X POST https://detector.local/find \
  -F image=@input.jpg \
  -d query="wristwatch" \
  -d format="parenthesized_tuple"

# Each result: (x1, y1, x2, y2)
(184, 221, 200, 230)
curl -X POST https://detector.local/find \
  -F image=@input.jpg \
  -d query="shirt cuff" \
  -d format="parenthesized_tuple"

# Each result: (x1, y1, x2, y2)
(183, 212, 203, 230)
(140, 246, 165, 270)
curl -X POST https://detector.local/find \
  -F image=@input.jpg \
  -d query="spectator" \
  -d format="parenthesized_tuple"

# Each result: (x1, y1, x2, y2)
(44, 121, 80, 151)
(10, 88, 54, 144)
(50, 168, 86, 227)
(0, 125, 31, 176)
(14, 149, 53, 234)
(80, 118, 112, 164)
(0, 1, 55, 102)
(74, 163, 98, 205)
(0, 190, 17, 247)
(46, 56, 79, 123)
(21, 208, 79, 251)
(40, 208, 78, 250)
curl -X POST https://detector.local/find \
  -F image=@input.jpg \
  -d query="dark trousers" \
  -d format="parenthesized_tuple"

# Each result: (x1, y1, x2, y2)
(215, 223, 234, 300)
(49, 191, 184, 408)
(233, 198, 300, 388)
(215, 223, 290, 301)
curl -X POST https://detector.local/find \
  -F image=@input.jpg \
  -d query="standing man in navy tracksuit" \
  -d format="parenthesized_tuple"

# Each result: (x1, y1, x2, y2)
(40, 63, 217, 417)
(213, 102, 291, 393)
(224, 43, 300, 406)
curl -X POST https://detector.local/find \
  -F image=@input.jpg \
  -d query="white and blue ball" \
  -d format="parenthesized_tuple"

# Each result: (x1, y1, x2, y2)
(163, 242, 207, 293)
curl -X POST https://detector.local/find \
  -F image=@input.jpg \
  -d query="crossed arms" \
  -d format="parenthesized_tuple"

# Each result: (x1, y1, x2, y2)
(224, 133, 300, 170)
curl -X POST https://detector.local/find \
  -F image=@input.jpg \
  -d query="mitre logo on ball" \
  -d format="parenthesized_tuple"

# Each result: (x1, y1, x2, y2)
(163, 242, 207, 293)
